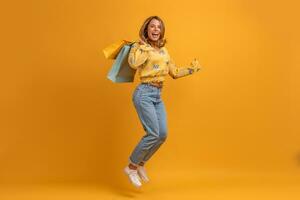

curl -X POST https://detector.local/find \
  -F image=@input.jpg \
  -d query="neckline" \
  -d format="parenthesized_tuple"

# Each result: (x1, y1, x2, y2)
(151, 46, 164, 53)
(140, 42, 165, 53)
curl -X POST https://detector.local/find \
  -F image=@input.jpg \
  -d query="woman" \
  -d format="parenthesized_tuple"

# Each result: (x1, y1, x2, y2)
(124, 16, 202, 188)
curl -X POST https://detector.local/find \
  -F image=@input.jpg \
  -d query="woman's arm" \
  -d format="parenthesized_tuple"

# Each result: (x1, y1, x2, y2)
(128, 42, 152, 70)
(168, 58, 201, 79)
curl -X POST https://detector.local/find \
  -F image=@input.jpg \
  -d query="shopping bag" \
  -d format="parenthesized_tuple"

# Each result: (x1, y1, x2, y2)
(103, 40, 132, 59)
(106, 43, 136, 83)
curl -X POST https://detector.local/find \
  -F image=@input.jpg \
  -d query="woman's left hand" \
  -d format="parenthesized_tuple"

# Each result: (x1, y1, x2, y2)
(190, 58, 202, 72)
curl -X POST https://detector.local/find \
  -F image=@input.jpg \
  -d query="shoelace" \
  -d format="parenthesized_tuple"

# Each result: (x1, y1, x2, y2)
(128, 169, 139, 177)
(129, 172, 141, 182)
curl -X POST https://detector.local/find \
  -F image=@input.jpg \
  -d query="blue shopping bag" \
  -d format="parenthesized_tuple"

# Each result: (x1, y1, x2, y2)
(106, 44, 136, 83)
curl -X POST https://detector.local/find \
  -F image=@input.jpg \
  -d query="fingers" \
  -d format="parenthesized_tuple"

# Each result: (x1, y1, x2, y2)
(191, 59, 199, 67)
(191, 58, 202, 72)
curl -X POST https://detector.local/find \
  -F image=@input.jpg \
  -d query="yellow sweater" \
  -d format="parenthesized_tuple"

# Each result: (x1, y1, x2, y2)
(128, 42, 200, 83)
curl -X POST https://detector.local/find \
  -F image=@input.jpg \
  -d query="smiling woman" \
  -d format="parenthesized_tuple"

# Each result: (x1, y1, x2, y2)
(123, 15, 202, 188)
(139, 16, 166, 50)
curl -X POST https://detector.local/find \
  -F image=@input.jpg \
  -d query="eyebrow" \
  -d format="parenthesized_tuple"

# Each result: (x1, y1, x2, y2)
(150, 24, 161, 27)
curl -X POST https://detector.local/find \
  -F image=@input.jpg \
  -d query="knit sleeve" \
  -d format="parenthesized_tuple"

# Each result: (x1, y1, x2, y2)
(165, 47, 200, 79)
(168, 59, 198, 79)
(128, 42, 152, 70)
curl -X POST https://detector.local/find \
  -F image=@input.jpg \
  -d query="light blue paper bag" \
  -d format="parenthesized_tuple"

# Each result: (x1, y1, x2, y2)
(107, 44, 136, 83)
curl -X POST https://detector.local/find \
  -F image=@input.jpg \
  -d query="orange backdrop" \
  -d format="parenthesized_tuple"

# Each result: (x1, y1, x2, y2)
(0, 0, 299, 185)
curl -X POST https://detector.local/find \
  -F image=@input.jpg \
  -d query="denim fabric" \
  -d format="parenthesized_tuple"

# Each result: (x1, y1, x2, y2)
(129, 83, 167, 165)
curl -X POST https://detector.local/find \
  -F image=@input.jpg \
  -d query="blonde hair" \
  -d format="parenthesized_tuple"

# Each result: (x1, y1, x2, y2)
(139, 16, 167, 48)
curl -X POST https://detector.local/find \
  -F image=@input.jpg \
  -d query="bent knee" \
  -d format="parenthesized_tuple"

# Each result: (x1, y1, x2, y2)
(159, 132, 167, 142)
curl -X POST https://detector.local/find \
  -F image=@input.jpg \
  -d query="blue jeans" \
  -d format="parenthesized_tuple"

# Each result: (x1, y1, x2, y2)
(129, 83, 168, 165)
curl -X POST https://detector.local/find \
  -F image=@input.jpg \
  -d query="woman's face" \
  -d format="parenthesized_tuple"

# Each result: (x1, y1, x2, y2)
(147, 19, 161, 42)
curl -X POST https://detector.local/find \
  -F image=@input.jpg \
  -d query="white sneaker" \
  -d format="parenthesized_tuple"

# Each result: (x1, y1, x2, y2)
(124, 166, 142, 188)
(137, 166, 149, 182)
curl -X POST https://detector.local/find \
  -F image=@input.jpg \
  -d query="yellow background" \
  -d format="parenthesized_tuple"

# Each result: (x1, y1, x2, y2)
(0, 0, 299, 199)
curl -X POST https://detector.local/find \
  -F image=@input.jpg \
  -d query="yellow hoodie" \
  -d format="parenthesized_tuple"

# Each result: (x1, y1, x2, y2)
(128, 42, 200, 83)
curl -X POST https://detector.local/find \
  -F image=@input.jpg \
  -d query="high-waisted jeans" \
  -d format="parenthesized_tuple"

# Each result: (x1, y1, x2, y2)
(129, 83, 167, 165)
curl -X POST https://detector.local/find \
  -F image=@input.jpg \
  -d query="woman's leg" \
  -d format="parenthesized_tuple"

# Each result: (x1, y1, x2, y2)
(129, 88, 162, 165)
(142, 100, 167, 162)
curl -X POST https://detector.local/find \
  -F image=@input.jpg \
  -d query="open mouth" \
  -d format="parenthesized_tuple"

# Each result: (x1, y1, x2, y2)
(151, 33, 160, 39)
